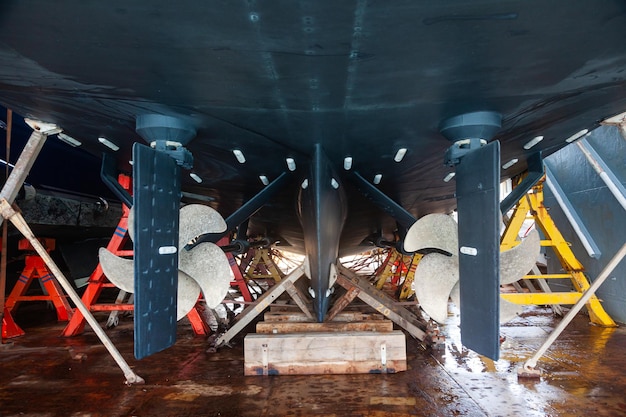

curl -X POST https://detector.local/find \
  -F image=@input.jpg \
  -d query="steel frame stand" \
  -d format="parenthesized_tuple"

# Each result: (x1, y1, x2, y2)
(500, 179, 616, 327)
(5, 238, 73, 325)
(218, 237, 253, 303)
(63, 175, 135, 336)
(0, 126, 143, 384)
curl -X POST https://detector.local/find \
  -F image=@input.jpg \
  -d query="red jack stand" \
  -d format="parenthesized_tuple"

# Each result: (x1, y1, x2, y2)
(63, 175, 134, 336)
(217, 237, 253, 303)
(2, 306, 24, 339)
(63, 174, 210, 337)
(4, 238, 73, 325)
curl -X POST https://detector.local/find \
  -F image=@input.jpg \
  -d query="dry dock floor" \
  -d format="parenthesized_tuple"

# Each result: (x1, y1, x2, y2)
(1, 305, 625, 417)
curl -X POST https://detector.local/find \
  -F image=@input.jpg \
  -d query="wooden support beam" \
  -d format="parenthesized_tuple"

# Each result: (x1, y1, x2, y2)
(283, 280, 314, 320)
(325, 284, 361, 321)
(263, 311, 384, 323)
(336, 265, 426, 341)
(256, 320, 393, 334)
(244, 331, 406, 375)
(215, 265, 305, 347)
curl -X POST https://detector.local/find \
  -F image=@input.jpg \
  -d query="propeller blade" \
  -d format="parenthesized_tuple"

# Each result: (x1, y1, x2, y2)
(412, 252, 459, 323)
(500, 229, 541, 285)
(178, 204, 232, 308)
(132, 142, 182, 359)
(410, 223, 537, 325)
(404, 213, 458, 255)
(451, 282, 522, 325)
(455, 140, 501, 360)
(408, 199, 537, 327)
(179, 204, 227, 245)
(175, 271, 203, 320)
(99, 248, 134, 293)
(499, 297, 523, 324)
(179, 242, 233, 308)
(129, 203, 226, 244)
(99, 247, 202, 320)
(105, 202, 231, 325)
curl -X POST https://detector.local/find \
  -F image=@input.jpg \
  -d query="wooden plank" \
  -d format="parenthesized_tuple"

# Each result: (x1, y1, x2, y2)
(263, 311, 385, 323)
(256, 320, 394, 334)
(269, 303, 373, 313)
(283, 280, 314, 319)
(336, 265, 427, 341)
(215, 266, 305, 347)
(244, 331, 406, 375)
(326, 284, 360, 321)
(269, 304, 302, 312)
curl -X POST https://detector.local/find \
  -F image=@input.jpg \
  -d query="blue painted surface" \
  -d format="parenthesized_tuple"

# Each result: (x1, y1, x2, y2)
(544, 125, 626, 324)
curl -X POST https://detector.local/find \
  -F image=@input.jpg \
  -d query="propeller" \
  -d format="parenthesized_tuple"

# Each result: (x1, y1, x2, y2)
(404, 213, 458, 255)
(100, 203, 233, 315)
(407, 212, 540, 325)
(99, 248, 202, 320)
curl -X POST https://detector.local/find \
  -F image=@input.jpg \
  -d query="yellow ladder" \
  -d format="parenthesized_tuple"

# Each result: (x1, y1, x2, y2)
(500, 180, 616, 327)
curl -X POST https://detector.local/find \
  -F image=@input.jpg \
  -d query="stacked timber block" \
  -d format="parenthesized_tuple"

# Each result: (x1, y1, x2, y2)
(244, 307, 407, 375)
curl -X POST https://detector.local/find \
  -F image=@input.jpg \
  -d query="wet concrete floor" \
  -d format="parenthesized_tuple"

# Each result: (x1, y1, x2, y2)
(1, 305, 626, 417)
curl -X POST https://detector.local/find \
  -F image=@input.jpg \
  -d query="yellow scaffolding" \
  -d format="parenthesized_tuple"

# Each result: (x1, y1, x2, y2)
(500, 179, 616, 327)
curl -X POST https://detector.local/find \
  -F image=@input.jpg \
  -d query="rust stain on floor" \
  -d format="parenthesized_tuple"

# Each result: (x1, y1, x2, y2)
(1, 305, 626, 416)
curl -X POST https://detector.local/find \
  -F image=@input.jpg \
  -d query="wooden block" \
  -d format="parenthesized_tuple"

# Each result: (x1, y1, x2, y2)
(269, 303, 373, 313)
(256, 320, 394, 334)
(244, 331, 407, 375)
(263, 311, 385, 323)
(268, 304, 301, 314)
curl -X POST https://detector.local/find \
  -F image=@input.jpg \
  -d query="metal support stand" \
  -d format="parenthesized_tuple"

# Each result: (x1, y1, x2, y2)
(105, 290, 131, 328)
(218, 236, 253, 303)
(0, 108, 12, 345)
(2, 306, 24, 339)
(5, 238, 73, 324)
(63, 174, 134, 335)
(518, 242, 626, 378)
(0, 126, 143, 384)
(500, 180, 615, 327)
